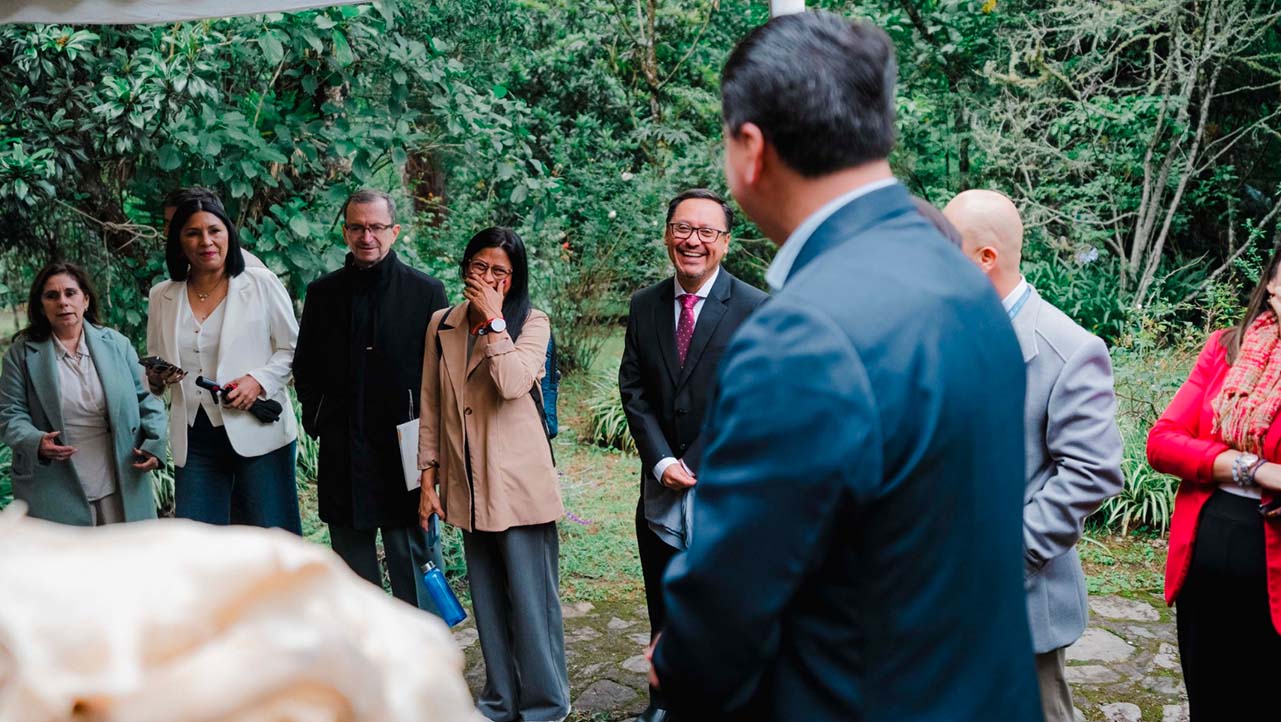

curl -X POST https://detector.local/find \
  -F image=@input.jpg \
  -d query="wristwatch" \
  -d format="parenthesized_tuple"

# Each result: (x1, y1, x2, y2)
(477, 317, 507, 335)
(1233, 452, 1262, 488)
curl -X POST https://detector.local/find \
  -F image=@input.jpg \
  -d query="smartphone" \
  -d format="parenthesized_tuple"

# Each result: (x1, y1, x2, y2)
(139, 356, 178, 374)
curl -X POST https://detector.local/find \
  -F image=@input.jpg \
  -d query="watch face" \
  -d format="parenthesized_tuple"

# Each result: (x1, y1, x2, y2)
(489, 318, 508, 333)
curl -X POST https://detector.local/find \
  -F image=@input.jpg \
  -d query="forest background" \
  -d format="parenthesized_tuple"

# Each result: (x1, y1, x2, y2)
(1, 0, 1280, 555)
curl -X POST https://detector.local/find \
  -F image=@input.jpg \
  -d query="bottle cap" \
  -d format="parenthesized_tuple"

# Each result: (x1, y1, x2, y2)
(421, 561, 437, 573)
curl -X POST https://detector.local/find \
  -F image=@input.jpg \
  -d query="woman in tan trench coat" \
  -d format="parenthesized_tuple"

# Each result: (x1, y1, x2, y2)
(417, 227, 569, 722)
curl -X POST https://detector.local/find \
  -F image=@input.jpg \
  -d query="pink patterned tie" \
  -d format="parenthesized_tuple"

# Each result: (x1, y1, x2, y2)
(676, 293, 699, 366)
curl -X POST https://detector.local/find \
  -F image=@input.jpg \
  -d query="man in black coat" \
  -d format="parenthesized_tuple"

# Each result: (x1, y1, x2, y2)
(294, 189, 448, 613)
(618, 188, 767, 722)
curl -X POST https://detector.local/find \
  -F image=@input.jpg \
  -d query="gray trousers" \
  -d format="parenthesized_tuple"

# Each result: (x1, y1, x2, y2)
(329, 523, 443, 617)
(89, 493, 125, 526)
(1036, 647, 1074, 722)
(463, 522, 570, 722)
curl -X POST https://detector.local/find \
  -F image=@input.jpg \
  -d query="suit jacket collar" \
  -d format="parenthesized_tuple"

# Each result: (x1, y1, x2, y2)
(1011, 285, 1042, 363)
(654, 281, 681, 388)
(81, 322, 129, 428)
(437, 302, 481, 385)
(23, 322, 119, 431)
(675, 268, 733, 389)
(650, 269, 737, 391)
(784, 182, 915, 288)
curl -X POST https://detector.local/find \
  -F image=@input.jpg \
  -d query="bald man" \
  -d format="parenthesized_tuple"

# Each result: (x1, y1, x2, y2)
(945, 190, 1123, 722)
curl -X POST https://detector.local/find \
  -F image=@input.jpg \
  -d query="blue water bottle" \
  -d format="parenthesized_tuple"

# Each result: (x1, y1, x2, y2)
(422, 561, 467, 627)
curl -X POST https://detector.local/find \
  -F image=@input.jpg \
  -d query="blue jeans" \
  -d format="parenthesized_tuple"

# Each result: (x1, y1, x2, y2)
(175, 408, 301, 533)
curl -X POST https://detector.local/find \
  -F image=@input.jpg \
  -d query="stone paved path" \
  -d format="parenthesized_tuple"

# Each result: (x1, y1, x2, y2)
(452, 590, 1187, 722)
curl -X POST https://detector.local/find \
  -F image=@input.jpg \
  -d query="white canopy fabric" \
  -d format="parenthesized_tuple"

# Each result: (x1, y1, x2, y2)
(0, 0, 365, 24)
(1, 0, 801, 25)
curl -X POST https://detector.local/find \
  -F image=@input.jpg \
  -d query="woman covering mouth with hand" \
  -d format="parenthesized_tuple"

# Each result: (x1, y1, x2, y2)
(145, 197, 302, 533)
(417, 227, 570, 722)
(0, 262, 167, 526)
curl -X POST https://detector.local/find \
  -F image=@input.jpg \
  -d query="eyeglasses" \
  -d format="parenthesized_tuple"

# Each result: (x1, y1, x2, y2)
(344, 223, 395, 236)
(467, 259, 512, 281)
(667, 222, 728, 243)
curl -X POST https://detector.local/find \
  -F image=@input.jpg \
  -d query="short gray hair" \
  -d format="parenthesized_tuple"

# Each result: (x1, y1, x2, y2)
(341, 189, 397, 222)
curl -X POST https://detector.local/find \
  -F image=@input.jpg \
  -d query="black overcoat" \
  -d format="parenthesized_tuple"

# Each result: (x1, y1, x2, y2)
(294, 249, 448, 529)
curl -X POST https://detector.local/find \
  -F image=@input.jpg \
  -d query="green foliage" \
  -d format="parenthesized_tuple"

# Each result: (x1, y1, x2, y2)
(1095, 427, 1177, 536)
(583, 374, 635, 454)
(0, 4, 546, 344)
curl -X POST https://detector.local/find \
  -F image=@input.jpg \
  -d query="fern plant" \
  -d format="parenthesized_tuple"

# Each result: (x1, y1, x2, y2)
(584, 374, 636, 454)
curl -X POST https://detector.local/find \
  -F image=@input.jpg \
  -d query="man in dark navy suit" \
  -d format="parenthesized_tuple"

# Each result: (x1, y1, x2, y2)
(620, 189, 767, 722)
(647, 11, 1042, 722)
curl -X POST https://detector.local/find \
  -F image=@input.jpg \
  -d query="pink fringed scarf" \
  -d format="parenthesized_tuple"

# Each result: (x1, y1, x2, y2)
(1214, 312, 1281, 455)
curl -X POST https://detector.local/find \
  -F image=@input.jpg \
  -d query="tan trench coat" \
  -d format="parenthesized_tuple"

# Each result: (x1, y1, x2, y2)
(418, 303, 562, 532)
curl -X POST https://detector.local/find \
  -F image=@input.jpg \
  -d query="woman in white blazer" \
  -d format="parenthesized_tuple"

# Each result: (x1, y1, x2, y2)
(145, 197, 301, 533)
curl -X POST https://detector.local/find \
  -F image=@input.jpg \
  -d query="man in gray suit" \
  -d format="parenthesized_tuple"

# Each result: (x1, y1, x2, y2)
(945, 190, 1124, 722)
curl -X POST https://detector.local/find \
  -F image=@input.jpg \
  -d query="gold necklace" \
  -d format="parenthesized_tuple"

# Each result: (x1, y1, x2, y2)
(191, 277, 225, 302)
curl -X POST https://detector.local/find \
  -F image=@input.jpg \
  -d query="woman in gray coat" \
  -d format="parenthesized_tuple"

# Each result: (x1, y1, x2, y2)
(0, 263, 167, 525)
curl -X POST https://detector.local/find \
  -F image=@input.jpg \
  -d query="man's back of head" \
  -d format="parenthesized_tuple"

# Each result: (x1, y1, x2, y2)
(943, 189, 1025, 297)
(720, 11, 897, 242)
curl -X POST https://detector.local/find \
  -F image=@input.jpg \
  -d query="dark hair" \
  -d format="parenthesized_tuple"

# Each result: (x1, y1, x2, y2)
(341, 189, 397, 223)
(1223, 249, 1281, 365)
(912, 196, 963, 248)
(163, 186, 221, 210)
(16, 262, 101, 342)
(665, 188, 735, 232)
(721, 11, 897, 177)
(460, 227, 532, 341)
(165, 198, 246, 281)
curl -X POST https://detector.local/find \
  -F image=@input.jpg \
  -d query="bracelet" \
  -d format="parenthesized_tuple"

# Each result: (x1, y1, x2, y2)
(1248, 457, 1267, 486)
(1234, 452, 1262, 488)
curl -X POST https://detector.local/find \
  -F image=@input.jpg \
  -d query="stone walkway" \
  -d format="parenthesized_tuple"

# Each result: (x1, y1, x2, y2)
(452, 590, 1187, 722)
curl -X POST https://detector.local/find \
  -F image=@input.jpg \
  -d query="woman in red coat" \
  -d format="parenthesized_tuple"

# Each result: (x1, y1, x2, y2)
(1148, 253, 1281, 721)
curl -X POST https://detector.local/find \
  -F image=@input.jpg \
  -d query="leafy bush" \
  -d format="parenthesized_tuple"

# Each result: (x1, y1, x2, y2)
(583, 374, 635, 454)
(1094, 426, 1177, 535)
(1087, 324, 1201, 535)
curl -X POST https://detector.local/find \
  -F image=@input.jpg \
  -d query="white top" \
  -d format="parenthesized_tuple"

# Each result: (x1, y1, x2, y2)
(178, 293, 227, 428)
(53, 331, 116, 501)
(764, 177, 901, 291)
(1219, 483, 1263, 500)
(653, 267, 723, 483)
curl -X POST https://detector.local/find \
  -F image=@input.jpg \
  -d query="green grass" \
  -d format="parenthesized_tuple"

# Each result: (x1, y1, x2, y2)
(1079, 531, 1166, 597)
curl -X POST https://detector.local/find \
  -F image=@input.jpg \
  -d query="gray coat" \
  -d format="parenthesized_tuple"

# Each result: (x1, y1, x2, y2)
(1015, 286, 1123, 654)
(0, 323, 167, 525)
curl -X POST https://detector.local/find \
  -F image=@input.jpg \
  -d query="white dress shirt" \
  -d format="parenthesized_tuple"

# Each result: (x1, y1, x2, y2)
(764, 177, 900, 292)
(1002, 277, 1030, 315)
(178, 294, 227, 428)
(653, 267, 722, 483)
(53, 331, 116, 501)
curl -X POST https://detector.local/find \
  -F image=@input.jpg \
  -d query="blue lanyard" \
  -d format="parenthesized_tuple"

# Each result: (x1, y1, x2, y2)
(1007, 285, 1033, 320)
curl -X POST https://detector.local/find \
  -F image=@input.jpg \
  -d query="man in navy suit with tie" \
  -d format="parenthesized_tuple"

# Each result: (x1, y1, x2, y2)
(620, 189, 767, 722)
(647, 11, 1042, 722)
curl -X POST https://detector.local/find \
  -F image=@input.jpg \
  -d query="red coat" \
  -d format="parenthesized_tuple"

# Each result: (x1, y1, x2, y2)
(1147, 329, 1281, 634)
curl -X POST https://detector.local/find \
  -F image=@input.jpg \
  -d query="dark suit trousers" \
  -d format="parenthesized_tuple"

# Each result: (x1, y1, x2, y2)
(637, 496, 680, 708)
(329, 522, 444, 617)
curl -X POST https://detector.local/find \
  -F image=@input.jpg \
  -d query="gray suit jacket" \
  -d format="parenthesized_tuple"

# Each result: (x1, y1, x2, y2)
(1015, 286, 1123, 653)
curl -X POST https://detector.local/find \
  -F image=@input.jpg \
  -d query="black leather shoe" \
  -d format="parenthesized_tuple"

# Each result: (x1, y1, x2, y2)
(637, 705, 671, 722)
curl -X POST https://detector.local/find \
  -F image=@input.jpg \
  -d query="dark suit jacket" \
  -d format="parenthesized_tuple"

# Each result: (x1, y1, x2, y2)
(653, 182, 1041, 722)
(293, 250, 447, 529)
(618, 269, 767, 503)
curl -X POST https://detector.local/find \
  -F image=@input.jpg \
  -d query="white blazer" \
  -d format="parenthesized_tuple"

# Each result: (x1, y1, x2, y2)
(147, 267, 299, 467)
